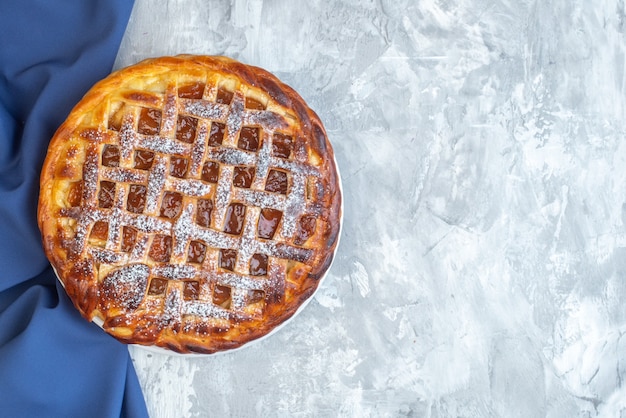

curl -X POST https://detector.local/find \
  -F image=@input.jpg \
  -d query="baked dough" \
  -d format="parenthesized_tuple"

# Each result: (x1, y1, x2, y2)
(38, 55, 341, 354)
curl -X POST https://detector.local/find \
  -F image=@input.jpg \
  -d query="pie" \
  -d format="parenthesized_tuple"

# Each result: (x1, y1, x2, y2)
(38, 55, 342, 354)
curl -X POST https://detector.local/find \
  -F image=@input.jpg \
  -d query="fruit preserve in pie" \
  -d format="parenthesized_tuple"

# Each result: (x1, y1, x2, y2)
(38, 55, 342, 354)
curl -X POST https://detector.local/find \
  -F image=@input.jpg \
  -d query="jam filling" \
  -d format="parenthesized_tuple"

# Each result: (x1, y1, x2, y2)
(209, 122, 225, 146)
(102, 145, 120, 167)
(245, 96, 265, 110)
(98, 181, 116, 208)
(90, 221, 109, 240)
(187, 240, 207, 264)
(224, 203, 246, 235)
(250, 253, 268, 276)
(134, 150, 155, 170)
(178, 82, 205, 99)
(233, 166, 255, 188)
(265, 169, 288, 194)
(127, 184, 147, 213)
(258, 209, 282, 239)
(121, 226, 137, 252)
(216, 88, 233, 105)
(272, 133, 293, 158)
(201, 161, 219, 183)
(219, 249, 237, 271)
(212, 285, 231, 308)
(183, 281, 200, 300)
(176, 115, 198, 143)
(170, 156, 189, 178)
(138, 108, 162, 135)
(148, 277, 168, 295)
(160, 191, 183, 219)
(237, 127, 260, 151)
(149, 235, 172, 262)
(195, 199, 213, 227)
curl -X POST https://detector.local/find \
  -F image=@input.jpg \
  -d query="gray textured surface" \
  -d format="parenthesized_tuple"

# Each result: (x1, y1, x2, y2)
(116, 0, 626, 416)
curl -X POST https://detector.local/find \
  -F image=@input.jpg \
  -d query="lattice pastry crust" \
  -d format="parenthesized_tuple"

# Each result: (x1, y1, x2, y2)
(38, 55, 341, 354)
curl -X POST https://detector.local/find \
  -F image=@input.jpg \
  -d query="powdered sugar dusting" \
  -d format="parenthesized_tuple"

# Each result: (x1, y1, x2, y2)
(182, 98, 227, 120)
(172, 204, 195, 256)
(153, 264, 198, 280)
(218, 271, 269, 291)
(235, 188, 285, 211)
(225, 94, 244, 145)
(128, 214, 171, 234)
(183, 300, 231, 320)
(252, 132, 272, 189)
(119, 115, 138, 160)
(243, 109, 288, 131)
(163, 287, 182, 328)
(81, 146, 100, 203)
(263, 241, 312, 263)
(208, 147, 256, 165)
(161, 89, 178, 134)
(170, 178, 212, 196)
(79, 128, 108, 142)
(106, 205, 124, 251)
(102, 166, 148, 183)
(272, 156, 321, 177)
(189, 121, 209, 176)
(229, 287, 246, 310)
(234, 207, 260, 273)
(146, 156, 167, 214)
(213, 165, 233, 228)
(90, 247, 124, 264)
(281, 172, 307, 237)
(207, 146, 256, 166)
(102, 264, 150, 310)
(139, 134, 189, 155)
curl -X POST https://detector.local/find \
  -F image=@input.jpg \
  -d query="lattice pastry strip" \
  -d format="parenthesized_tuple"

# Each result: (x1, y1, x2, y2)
(39, 55, 341, 354)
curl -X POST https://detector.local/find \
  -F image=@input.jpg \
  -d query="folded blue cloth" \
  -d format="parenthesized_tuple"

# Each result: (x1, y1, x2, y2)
(0, 1, 149, 416)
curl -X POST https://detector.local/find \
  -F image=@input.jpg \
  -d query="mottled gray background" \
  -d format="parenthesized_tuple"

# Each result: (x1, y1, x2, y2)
(116, 0, 626, 416)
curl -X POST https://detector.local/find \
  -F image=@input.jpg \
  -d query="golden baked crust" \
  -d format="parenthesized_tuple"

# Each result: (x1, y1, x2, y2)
(38, 55, 341, 354)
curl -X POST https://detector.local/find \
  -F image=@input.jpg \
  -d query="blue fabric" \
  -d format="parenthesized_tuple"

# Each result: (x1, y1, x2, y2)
(0, 1, 149, 417)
